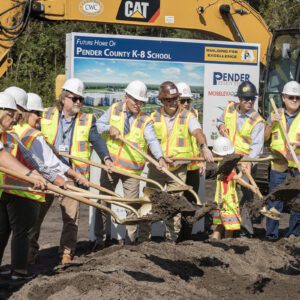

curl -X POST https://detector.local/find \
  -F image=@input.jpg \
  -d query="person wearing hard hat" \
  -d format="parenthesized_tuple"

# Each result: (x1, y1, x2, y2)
(264, 81, 300, 240)
(35, 78, 112, 264)
(176, 82, 206, 240)
(142, 81, 213, 243)
(13, 92, 92, 264)
(211, 137, 257, 240)
(95, 80, 168, 247)
(217, 80, 265, 238)
(0, 92, 47, 280)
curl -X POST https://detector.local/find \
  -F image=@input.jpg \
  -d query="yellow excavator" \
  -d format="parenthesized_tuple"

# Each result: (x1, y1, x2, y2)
(0, 0, 299, 118)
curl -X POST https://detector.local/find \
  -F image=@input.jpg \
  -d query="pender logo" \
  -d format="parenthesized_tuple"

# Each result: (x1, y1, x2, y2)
(117, 0, 160, 23)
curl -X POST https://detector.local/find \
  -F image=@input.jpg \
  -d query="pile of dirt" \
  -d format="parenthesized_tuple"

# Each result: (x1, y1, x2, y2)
(5, 237, 300, 300)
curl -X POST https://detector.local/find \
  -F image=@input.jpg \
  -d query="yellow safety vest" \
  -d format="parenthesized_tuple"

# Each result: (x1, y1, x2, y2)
(187, 108, 200, 171)
(0, 129, 45, 202)
(224, 102, 264, 155)
(270, 109, 300, 168)
(41, 107, 93, 178)
(151, 107, 193, 171)
(106, 102, 150, 175)
(213, 174, 241, 230)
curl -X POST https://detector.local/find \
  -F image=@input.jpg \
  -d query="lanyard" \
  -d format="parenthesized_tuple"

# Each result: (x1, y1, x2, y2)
(60, 115, 75, 144)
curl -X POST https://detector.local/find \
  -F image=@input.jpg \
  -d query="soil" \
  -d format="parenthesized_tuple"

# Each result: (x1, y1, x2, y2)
(1, 179, 300, 300)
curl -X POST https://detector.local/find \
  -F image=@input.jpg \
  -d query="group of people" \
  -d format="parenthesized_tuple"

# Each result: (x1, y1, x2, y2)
(0, 76, 299, 281)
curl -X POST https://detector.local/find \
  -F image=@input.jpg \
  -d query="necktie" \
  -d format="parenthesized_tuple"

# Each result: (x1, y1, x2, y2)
(124, 113, 131, 135)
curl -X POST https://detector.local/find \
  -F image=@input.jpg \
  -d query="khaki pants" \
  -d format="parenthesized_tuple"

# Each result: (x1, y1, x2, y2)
(29, 180, 80, 258)
(94, 170, 140, 244)
(140, 164, 187, 242)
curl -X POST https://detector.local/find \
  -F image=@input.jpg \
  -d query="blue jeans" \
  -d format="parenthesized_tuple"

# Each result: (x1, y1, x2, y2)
(266, 169, 300, 240)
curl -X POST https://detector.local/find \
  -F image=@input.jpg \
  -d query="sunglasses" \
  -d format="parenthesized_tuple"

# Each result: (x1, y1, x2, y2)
(66, 95, 84, 103)
(180, 99, 191, 104)
(31, 110, 43, 117)
(242, 97, 256, 102)
(163, 97, 178, 103)
(287, 95, 300, 101)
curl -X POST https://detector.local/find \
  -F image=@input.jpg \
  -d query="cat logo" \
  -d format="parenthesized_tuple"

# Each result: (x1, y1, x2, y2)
(117, 0, 160, 23)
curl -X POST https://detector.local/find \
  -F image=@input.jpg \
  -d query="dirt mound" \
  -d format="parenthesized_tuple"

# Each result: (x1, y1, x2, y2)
(5, 237, 300, 300)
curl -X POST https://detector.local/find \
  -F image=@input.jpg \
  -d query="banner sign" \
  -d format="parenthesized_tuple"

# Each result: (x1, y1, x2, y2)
(66, 33, 260, 145)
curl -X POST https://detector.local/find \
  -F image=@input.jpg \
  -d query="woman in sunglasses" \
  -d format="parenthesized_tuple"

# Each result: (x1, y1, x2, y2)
(264, 80, 300, 240)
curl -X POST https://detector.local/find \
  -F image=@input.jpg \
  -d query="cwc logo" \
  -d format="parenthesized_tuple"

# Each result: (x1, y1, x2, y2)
(79, 0, 104, 16)
(117, 0, 160, 23)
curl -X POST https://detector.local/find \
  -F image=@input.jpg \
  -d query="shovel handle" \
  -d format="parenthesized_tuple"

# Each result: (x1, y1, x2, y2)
(243, 169, 263, 199)
(171, 156, 275, 162)
(0, 166, 138, 225)
(270, 98, 300, 172)
(0, 184, 56, 195)
(118, 136, 202, 205)
(60, 152, 164, 191)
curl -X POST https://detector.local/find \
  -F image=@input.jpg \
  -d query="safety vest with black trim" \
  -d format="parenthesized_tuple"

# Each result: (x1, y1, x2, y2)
(151, 107, 193, 171)
(224, 102, 264, 155)
(187, 108, 200, 171)
(270, 108, 300, 168)
(41, 107, 92, 179)
(0, 128, 45, 202)
(106, 102, 150, 175)
(213, 175, 241, 230)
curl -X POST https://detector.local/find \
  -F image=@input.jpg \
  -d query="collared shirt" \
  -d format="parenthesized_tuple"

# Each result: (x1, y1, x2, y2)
(162, 107, 201, 136)
(217, 107, 265, 158)
(96, 105, 164, 160)
(8, 133, 57, 182)
(55, 111, 110, 165)
(31, 135, 69, 178)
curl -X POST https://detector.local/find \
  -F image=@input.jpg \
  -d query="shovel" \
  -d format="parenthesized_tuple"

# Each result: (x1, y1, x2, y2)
(270, 98, 300, 172)
(0, 166, 146, 225)
(60, 152, 164, 191)
(118, 136, 202, 205)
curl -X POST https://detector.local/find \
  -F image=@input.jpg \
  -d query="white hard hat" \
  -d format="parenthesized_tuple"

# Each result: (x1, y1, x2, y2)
(125, 80, 148, 102)
(282, 81, 300, 96)
(62, 78, 84, 97)
(0, 92, 17, 110)
(27, 93, 45, 112)
(212, 136, 235, 156)
(4, 86, 28, 110)
(176, 82, 193, 98)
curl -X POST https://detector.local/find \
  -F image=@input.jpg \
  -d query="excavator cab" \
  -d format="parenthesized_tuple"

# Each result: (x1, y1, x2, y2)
(262, 29, 300, 119)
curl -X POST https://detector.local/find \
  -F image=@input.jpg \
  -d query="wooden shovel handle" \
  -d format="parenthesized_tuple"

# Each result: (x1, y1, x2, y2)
(171, 156, 275, 162)
(270, 98, 300, 172)
(243, 169, 263, 199)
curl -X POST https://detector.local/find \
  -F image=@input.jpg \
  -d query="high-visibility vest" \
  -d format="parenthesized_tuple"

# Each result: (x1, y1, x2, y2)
(224, 101, 264, 155)
(41, 107, 93, 178)
(270, 109, 300, 168)
(187, 108, 200, 171)
(213, 174, 241, 230)
(0, 129, 45, 202)
(151, 107, 193, 171)
(106, 102, 150, 175)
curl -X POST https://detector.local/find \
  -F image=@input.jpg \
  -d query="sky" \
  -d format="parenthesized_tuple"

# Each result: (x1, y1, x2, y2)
(74, 58, 204, 86)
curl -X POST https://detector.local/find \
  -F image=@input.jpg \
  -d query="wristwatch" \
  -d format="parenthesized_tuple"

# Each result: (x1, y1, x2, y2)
(199, 143, 207, 150)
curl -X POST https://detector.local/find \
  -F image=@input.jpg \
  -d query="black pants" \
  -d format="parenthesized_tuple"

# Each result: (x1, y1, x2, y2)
(180, 169, 200, 240)
(0, 192, 40, 271)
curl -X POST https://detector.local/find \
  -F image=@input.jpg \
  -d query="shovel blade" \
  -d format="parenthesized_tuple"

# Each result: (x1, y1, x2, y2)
(140, 203, 152, 217)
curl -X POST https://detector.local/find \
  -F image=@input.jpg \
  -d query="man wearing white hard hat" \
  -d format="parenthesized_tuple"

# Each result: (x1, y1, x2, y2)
(95, 80, 167, 247)
(36, 78, 113, 264)
(264, 80, 300, 240)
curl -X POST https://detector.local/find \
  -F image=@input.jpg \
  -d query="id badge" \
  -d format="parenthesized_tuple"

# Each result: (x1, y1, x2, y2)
(59, 144, 70, 152)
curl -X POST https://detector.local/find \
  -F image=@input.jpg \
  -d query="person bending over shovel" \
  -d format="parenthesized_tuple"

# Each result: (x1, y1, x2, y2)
(264, 81, 300, 240)
(211, 137, 258, 240)
(95, 80, 168, 247)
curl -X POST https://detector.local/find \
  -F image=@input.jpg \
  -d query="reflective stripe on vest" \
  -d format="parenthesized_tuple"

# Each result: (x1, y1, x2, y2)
(270, 109, 300, 168)
(151, 107, 193, 171)
(41, 107, 92, 178)
(188, 108, 200, 171)
(107, 102, 150, 175)
(0, 132, 45, 202)
(224, 102, 264, 155)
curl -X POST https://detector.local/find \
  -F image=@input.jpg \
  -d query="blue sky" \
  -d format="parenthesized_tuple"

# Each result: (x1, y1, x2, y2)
(74, 58, 204, 86)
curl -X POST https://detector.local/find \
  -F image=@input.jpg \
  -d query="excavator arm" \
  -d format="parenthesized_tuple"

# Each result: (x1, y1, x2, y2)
(0, 0, 272, 78)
